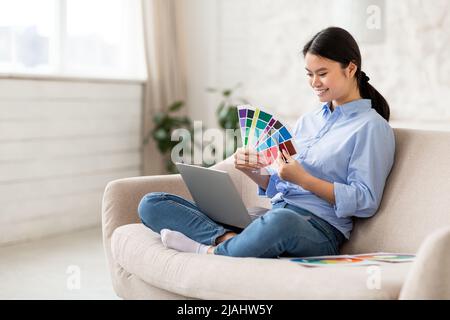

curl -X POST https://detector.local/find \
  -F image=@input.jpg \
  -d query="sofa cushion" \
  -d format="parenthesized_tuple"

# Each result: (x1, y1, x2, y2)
(111, 223, 413, 300)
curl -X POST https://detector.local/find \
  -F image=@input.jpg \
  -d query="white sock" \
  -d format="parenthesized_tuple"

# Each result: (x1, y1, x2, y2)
(160, 229, 212, 254)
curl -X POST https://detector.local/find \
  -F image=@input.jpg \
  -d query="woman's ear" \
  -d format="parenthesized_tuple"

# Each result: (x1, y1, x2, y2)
(347, 61, 358, 78)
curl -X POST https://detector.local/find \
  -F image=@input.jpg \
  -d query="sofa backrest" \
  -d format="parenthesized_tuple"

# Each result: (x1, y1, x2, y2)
(232, 128, 450, 254)
(342, 128, 450, 254)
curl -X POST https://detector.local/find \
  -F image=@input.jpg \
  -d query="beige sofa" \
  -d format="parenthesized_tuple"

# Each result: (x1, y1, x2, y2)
(102, 128, 450, 299)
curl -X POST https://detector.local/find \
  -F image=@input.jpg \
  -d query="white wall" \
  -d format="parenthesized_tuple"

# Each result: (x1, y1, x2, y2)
(180, 0, 220, 130)
(0, 77, 143, 245)
(182, 0, 450, 131)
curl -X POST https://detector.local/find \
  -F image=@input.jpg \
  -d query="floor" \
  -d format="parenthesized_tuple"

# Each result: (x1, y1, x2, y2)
(0, 227, 119, 300)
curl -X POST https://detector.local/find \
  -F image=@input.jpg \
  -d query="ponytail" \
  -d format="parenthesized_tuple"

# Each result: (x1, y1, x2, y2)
(357, 71, 390, 121)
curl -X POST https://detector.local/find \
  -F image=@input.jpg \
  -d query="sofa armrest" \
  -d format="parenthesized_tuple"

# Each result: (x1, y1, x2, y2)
(102, 174, 191, 243)
(102, 174, 190, 267)
(399, 226, 450, 299)
(102, 174, 191, 235)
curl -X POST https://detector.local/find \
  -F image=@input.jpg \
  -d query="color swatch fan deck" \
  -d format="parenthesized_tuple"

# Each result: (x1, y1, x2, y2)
(237, 105, 297, 164)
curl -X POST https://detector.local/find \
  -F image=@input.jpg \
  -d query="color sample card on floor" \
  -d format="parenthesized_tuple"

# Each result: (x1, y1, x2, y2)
(237, 104, 297, 164)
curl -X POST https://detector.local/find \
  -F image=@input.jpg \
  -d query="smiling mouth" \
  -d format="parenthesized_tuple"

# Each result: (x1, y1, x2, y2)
(314, 88, 329, 96)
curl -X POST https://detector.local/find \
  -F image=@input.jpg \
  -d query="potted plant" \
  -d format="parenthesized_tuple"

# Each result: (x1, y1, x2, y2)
(143, 100, 193, 173)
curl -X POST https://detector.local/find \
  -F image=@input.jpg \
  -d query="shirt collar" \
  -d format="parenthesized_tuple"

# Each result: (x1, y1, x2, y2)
(315, 99, 372, 118)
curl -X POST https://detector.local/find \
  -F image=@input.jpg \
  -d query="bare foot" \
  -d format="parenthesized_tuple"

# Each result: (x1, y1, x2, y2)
(207, 231, 237, 255)
(215, 231, 237, 245)
(207, 246, 216, 254)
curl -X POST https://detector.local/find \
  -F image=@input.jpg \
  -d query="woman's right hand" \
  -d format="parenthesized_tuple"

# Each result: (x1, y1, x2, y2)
(234, 147, 269, 172)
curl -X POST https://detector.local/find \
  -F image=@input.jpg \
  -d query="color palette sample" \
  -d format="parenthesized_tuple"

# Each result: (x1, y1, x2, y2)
(353, 253, 416, 263)
(290, 256, 377, 268)
(290, 252, 416, 267)
(237, 105, 297, 164)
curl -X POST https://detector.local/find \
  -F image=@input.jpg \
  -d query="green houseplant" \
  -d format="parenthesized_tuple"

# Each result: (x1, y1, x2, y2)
(143, 101, 193, 173)
(143, 85, 249, 173)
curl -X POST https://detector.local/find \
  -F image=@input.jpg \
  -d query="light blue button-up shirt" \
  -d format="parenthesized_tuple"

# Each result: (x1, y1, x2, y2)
(258, 99, 395, 239)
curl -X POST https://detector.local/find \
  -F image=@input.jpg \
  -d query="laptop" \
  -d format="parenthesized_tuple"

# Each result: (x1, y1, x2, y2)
(175, 162, 269, 229)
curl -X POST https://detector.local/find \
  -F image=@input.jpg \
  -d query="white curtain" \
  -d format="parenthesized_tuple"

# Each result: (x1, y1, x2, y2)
(141, 0, 187, 175)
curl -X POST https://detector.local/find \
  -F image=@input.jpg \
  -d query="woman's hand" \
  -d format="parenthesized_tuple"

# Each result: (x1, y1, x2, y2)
(276, 149, 310, 187)
(234, 147, 269, 172)
(276, 149, 336, 204)
(234, 147, 271, 190)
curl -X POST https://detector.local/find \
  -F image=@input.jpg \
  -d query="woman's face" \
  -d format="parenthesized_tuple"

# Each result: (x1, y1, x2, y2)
(304, 52, 357, 104)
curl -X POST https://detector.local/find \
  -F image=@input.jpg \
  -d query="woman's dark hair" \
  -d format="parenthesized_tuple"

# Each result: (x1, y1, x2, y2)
(302, 27, 390, 121)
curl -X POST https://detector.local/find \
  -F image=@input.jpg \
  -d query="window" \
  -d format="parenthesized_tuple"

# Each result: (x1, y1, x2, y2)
(0, 0, 146, 80)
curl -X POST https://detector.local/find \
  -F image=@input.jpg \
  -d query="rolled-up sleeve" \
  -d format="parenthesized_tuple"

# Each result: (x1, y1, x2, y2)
(333, 122, 395, 218)
(257, 166, 281, 198)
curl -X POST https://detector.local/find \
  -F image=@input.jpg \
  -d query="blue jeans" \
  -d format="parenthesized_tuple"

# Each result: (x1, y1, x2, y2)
(138, 192, 345, 258)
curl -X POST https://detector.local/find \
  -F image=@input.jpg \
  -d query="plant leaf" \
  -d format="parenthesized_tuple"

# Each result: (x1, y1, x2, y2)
(216, 101, 225, 115)
(169, 101, 184, 112)
(153, 128, 168, 141)
(153, 112, 166, 125)
(222, 89, 232, 97)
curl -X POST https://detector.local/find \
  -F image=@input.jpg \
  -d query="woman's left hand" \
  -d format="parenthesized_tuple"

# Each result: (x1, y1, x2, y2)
(276, 149, 310, 187)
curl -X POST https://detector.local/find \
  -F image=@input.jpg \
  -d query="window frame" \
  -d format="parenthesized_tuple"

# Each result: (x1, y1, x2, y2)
(0, 0, 146, 82)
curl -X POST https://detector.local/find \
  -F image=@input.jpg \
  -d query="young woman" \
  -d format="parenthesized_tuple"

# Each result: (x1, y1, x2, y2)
(138, 26, 395, 258)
